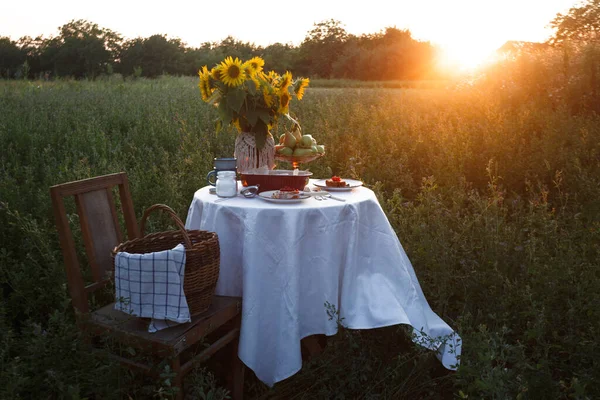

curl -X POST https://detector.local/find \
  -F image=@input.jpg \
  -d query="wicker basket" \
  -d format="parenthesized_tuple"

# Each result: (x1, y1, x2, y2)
(112, 204, 220, 316)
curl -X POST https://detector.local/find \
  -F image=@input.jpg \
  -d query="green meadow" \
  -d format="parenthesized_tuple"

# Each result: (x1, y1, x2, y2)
(1, 71, 599, 398)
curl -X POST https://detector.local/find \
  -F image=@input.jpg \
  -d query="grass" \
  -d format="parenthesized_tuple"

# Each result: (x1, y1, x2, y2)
(1, 67, 599, 399)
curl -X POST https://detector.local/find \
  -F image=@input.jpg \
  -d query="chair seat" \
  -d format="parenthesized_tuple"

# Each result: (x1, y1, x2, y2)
(87, 295, 241, 356)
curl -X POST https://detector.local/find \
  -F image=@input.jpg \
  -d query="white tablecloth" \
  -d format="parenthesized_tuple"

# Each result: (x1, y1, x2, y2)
(185, 181, 461, 387)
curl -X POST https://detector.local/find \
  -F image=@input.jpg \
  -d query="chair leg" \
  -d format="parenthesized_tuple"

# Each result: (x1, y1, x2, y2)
(171, 356, 184, 400)
(230, 337, 245, 400)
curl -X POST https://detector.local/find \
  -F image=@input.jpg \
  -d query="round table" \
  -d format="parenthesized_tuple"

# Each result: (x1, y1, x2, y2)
(185, 180, 461, 387)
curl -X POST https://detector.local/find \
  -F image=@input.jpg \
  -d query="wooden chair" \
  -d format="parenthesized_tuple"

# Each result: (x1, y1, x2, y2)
(50, 172, 245, 399)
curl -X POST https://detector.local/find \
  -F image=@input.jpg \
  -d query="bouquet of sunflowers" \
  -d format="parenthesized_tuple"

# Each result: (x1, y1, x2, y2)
(198, 56, 309, 150)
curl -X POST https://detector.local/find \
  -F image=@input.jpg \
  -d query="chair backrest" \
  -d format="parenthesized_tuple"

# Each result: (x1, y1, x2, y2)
(50, 172, 140, 314)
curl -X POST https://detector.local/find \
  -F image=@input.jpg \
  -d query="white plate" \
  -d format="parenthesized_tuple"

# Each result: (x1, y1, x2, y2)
(258, 190, 310, 203)
(313, 178, 363, 191)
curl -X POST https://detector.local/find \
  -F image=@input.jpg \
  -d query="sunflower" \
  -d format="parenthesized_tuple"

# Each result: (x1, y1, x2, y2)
(242, 63, 260, 88)
(210, 66, 221, 80)
(198, 66, 212, 101)
(264, 70, 279, 84)
(219, 56, 246, 87)
(277, 91, 291, 114)
(197, 56, 310, 138)
(278, 71, 293, 92)
(263, 90, 274, 107)
(244, 56, 265, 75)
(293, 78, 310, 100)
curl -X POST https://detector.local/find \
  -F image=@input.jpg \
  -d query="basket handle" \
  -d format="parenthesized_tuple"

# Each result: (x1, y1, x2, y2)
(139, 204, 192, 249)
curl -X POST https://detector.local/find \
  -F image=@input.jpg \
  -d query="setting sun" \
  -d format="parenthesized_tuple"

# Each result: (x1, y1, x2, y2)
(437, 43, 497, 71)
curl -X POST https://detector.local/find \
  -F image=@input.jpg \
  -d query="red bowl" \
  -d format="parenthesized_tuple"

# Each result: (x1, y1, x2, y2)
(241, 170, 312, 193)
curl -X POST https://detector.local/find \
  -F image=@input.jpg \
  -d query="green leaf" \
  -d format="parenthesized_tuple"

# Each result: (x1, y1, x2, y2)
(253, 120, 268, 149)
(214, 81, 226, 92)
(246, 79, 257, 95)
(226, 88, 246, 113)
(255, 130, 266, 150)
(215, 119, 223, 134)
(218, 101, 233, 126)
(246, 109, 258, 126)
(256, 107, 272, 125)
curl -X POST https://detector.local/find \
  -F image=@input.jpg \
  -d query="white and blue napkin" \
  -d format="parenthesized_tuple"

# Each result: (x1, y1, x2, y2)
(114, 243, 191, 332)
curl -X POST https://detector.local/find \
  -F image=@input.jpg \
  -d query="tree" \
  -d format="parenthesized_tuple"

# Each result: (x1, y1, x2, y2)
(39, 20, 122, 78)
(215, 36, 259, 61)
(118, 38, 145, 76)
(545, 1, 600, 113)
(298, 19, 349, 78)
(550, 0, 600, 45)
(183, 43, 224, 76)
(263, 43, 297, 73)
(58, 20, 122, 59)
(139, 35, 185, 77)
(0, 37, 26, 78)
(17, 36, 45, 78)
(330, 27, 437, 80)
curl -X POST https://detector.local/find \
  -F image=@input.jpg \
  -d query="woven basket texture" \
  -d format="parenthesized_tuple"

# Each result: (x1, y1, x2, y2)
(113, 204, 220, 315)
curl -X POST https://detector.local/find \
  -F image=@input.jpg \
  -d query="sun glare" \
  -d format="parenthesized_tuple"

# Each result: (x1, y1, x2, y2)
(438, 43, 497, 72)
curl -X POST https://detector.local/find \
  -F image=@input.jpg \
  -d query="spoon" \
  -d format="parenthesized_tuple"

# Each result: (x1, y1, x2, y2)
(304, 186, 345, 202)
(241, 185, 260, 198)
(215, 185, 260, 203)
(305, 186, 322, 201)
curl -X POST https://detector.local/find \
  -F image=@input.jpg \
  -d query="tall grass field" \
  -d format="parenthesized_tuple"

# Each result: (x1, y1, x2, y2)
(1, 70, 599, 399)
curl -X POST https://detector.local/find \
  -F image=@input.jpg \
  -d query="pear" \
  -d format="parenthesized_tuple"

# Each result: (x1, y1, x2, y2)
(283, 131, 297, 149)
(293, 148, 313, 157)
(278, 146, 294, 156)
(292, 127, 302, 143)
(299, 134, 314, 149)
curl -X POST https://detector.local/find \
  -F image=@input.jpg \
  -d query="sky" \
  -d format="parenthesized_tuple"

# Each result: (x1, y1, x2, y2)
(1, 0, 580, 68)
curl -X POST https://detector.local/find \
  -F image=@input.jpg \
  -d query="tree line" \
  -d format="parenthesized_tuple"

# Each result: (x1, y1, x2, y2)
(2, 0, 598, 82)
(0, 19, 441, 80)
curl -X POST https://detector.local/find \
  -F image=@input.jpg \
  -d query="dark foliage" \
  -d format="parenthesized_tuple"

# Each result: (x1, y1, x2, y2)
(0, 19, 442, 81)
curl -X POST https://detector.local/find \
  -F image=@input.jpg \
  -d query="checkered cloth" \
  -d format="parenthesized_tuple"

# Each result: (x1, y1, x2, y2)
(114, 243, 191, 332)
